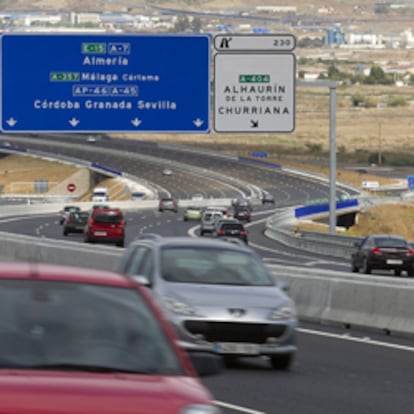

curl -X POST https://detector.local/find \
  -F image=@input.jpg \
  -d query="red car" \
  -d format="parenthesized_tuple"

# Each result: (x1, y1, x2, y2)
(0, 262, 220, 414)
(84, 208, 125, 247)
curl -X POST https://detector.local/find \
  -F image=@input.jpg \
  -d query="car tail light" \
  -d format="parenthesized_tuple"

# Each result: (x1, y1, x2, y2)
(217, 229, 225, 235)
(371, 247, 382, 255)
(241, 230, 247, 236)
(406, 249, 414, 256)
(66, 218, 72, 223)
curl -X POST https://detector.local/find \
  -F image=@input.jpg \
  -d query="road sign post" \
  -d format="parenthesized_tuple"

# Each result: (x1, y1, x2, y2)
(1, 33, 210, 133)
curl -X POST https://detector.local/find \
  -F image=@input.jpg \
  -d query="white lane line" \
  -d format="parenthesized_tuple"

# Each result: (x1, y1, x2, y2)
(298, 327, 414, 352)
(215, 400, 266, 414)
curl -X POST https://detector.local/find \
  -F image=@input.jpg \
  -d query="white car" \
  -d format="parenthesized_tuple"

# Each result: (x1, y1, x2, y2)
(191, 193, 205, 201)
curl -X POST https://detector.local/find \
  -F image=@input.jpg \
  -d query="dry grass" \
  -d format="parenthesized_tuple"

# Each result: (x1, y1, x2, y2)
(0, 155, 78, 194)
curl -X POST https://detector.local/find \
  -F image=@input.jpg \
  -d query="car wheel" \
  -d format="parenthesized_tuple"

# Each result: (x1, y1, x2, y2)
(362, 258, 371, 274)
(116, 240, 124, 248)
(63, 230, 68, 236)
(394, 269, 401, 276)
(351, 261, 359, 272)
(407, 269, 414, 277)
(270, 354, 293, 370)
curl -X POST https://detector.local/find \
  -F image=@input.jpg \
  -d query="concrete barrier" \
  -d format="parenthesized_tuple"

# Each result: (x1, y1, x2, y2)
(0, 221, 413, 337)
(268, 264, 414, 337)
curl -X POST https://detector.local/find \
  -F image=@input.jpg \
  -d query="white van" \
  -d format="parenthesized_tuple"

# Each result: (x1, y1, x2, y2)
(92, 187, 109, 202)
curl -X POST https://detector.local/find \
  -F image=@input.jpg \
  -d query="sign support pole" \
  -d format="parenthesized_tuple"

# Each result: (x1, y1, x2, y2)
(298, 80, 337, 235)
(328, 83, 337, 235)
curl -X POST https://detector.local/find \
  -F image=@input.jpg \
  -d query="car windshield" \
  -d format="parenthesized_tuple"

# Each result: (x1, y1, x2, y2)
(161, 247, 273, 286)
(70, 212, 89, 220)
(0, 279, 182, 374)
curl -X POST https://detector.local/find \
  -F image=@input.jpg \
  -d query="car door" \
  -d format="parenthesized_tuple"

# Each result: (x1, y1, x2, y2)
(355, 236, 370, 268)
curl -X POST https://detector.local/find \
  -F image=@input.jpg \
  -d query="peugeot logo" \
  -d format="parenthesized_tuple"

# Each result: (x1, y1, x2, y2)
(228, 308, 246, 317)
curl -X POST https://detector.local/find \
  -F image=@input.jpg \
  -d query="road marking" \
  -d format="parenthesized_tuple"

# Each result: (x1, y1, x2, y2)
(215, 400, 266, 414)
(298, 327, 414, 352)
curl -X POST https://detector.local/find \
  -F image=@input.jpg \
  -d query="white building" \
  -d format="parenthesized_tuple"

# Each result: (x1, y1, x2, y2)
(70, 12, 100, 25)
(24, 14, 62, 26)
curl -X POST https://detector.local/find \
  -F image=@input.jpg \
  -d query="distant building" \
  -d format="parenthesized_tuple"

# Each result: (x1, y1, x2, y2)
(347, 32, 378, 46)
(325, 28, 345, 46)
(255, 6, 297, 13)
(70, 12, 100, 25)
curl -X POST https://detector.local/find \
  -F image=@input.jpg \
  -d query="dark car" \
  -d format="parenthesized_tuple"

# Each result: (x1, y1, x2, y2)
(62, 211, 89, 236)
(158, 197, 178, 213)
(261, 191, 275, 205)
(59, 205, 81, 225)
(231, 197, 253, 211)
(351, 234, 414, 276)
(84, 208, 125, 247)
(233, 205, 251, 222)
(213, 218, 248, 244)
(0, 262, 219, 413)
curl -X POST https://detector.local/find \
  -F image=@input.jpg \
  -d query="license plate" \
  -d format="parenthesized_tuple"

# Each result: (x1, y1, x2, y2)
(94, 231, 107, 236)
(387, 259, 403, 265)
(214, 342, 259, 355)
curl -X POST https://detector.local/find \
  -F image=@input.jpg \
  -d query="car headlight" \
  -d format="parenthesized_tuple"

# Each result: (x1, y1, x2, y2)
(163, 296, 201, 316)
(269, 305, 296, 320)
(181, 405, 221, 414)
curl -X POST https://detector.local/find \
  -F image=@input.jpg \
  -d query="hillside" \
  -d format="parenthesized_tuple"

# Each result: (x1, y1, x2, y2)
(0, 0, 391, 15)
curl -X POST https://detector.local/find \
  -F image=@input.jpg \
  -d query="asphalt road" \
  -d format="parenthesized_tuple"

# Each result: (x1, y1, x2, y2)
(0, 134, 413, 413)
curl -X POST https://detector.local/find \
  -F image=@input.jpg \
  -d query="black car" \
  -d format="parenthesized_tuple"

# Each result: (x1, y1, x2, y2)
(62, 211, 89, 236)
(59, 205, 81, 225)
(213, 219, 248, 244)
(261, 191, 275, 205)
(233, 205, 251, 222)
(351, 234, 414, 276)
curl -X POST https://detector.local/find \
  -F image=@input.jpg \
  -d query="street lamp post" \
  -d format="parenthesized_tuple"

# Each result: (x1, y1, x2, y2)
(378, 121, 382, 165)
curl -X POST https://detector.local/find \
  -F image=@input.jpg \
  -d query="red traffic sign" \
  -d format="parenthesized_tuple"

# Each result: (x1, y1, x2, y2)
(67, 183, 76, 192)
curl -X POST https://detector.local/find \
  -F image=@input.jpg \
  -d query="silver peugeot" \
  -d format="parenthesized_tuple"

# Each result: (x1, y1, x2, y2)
(115, 235, 297, 370)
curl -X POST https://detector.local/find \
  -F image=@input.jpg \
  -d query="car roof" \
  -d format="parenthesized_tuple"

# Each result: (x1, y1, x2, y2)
(0, 262, 133, 287)
(371, 234, 407, 240)
(131, 235, 251, 251)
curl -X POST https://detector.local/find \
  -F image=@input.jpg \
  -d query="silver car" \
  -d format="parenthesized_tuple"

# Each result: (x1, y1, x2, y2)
(115, 235, 297, 370)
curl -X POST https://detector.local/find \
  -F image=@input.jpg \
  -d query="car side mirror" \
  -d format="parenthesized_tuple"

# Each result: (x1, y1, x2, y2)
(277, 281, 289, 293)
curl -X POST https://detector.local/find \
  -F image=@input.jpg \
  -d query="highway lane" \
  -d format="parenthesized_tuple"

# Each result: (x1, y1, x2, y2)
(1, 210, 414, 414)
(2, 135, 358, 203)
(3, 136, 412, 413)
(0, 206, 374, 273)
(203, 322, 414, 414)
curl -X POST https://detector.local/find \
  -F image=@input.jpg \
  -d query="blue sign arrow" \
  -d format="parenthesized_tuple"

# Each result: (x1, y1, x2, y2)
(1, 33, 211, 133)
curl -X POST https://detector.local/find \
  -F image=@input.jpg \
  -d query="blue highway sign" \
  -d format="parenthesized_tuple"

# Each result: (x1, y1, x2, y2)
(1, 33, 211, 133)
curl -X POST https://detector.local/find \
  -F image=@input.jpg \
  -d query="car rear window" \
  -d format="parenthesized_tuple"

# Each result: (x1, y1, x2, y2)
(375, 237, 408, 248)
(221, 223, 244, 231)
(94, 212, 122, 224)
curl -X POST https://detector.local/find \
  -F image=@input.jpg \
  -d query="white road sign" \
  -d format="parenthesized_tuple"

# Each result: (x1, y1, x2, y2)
(214, 34, 296, 52)
(214, 53, 296, 133)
